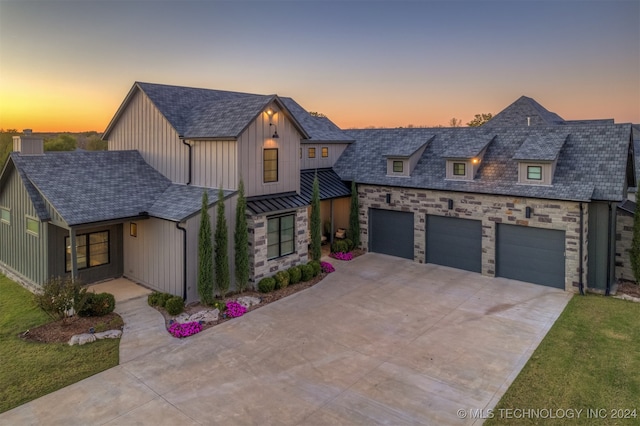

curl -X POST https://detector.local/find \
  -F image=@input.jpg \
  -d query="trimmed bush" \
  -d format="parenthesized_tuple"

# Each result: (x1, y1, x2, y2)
(301, 264, 314, 282)
(343, 238, 354, 251)
(34, 276, 87, 321)
(287, 266, 302, 284)
(258, 277, 276, 293)
(331, 240, 349, 254)
(309, 260, 321, 277)
(165, 296, 185, 316)
(213, 299, 227, 312)
(77, 292, 115, 317)
(148, 291, 163, 307)
(274, 270, 290, 289)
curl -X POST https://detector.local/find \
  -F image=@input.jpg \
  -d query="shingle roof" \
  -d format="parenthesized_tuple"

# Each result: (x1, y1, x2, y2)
(335, 124, 632, 202)
(280, 97, 354, 143)
(486, 96, 565, 127)
(8, 151, 224, 226)
(441, 134, 493, 159)
(300, 169, 351, 201)
(512, 133, 568, 161)
(380, 131, 433, 157)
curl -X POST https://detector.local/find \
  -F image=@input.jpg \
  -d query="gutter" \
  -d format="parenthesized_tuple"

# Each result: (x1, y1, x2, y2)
(606, 202, 612, 296)
(176, 222, 188, 301)
(181, 138, 192, 185)
(579, 202, 584, 295)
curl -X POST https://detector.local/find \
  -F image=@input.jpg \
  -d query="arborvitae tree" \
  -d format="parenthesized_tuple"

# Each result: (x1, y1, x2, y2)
(215, 187, 230, 297)
(197, 191, 214, 305)
(347, 180, 360, 248)
(310, 173, 322, 261)
(630, 200, 640, 283)
(234, 179, 249, 293)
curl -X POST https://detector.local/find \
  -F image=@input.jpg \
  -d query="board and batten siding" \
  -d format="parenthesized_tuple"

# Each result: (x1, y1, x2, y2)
(0, 164, 49, 287)
(300, 143, 349, 170)
(107, 89, 188, 184)
(123, 218, 183, 296)
(238, 109, 301, 197)
(189, 140, 238, 189)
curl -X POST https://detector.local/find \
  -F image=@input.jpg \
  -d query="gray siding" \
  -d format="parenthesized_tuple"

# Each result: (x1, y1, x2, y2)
(300, 143, 349, 170)
(107, 89, 188, 184)
(48, 224, 123, 284)
(587, 201, 616, 290)
(0, 164, 49, 286)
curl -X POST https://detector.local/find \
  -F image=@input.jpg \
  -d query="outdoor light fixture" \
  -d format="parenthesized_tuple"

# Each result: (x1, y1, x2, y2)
(472, 158, 479, 164)
(270, 123, 279, 139)
(525, 206, 532, 218)
(386, 193, 391, 204)
(266, 107, 275, 117)
(448, 199, 454, 210)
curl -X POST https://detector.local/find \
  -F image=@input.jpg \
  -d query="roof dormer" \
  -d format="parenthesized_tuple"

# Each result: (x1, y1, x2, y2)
(442, 135, 494, 181)
(513, 133, 568, 185)
(384, 136, 432, 177)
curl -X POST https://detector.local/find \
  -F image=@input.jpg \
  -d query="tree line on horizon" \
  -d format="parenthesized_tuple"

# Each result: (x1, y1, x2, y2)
(0, 130, 107, 167)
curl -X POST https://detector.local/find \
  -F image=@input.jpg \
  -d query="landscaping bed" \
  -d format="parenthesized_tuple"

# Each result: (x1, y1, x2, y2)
(20, 312, 123, 344)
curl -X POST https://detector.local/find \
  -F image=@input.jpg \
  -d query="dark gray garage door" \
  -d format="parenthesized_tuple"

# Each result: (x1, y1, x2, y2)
(369, 209, 414, 259)
(426, 215, 482, 272)
(496, 224, 565, 289)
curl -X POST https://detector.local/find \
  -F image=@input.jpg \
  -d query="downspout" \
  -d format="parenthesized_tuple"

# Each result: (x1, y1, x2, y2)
(606, 202, 612, 296)
(181, 138, 192, 185)
(176, 222, 188, 301)
(579, 202, 584, 295)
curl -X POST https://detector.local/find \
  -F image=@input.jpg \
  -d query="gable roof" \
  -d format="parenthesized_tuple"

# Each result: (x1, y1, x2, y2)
(280, 97, 354, 143)
(103, 82, 309, 140)
(441, 134, 493, 159)
(486, 96, 565, 127)
(334, 124, 632, 202)
(512, 133, 568, 161)
(7, 150, 227, 226)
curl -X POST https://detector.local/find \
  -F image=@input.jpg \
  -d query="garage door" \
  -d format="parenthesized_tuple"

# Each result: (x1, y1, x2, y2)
(369, 209, 414, 259)
(426, 215, 482, 272)
(496, 224, 565, 288)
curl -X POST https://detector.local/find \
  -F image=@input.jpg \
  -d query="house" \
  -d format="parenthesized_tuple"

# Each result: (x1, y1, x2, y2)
(0, 84, 635, 300)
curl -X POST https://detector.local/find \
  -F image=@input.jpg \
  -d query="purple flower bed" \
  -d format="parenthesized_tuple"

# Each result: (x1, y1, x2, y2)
(225, 301, 247, 318)
(168, 321, 202, 338)
(330, 251, 353, 261)
(320, 261, 335, 273)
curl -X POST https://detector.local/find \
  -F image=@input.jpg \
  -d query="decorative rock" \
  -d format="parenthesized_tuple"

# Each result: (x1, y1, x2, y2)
(94, 330, 122, 340)
(236, 296, 261, 309)
(173, 313, 191, 324)
(174, 309, 220, 324)
(68, 333, 97, 346)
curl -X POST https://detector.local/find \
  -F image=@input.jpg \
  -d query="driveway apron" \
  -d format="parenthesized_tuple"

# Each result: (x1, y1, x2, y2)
(0, 253, 571, 425)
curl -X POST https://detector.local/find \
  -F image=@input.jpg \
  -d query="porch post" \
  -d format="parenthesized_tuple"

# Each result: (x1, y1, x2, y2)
(69, 228, 78, 282)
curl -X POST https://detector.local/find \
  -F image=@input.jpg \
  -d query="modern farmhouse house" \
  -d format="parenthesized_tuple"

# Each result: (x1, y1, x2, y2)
(0, 83, 635, 301)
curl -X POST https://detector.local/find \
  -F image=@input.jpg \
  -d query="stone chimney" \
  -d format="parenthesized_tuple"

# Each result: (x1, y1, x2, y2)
(13, 129, 44, 155)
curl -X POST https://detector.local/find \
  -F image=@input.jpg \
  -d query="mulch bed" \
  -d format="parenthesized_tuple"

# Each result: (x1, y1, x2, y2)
(616, 280, 640, 298)
(19, 312, 124, 344)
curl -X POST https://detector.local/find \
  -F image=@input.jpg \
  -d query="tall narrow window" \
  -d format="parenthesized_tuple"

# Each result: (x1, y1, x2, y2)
(453, 162, 466, 176)
(308, 147, 316, 158)
(26, 217, 39, 236)
(267, 214, 295, 259)
(321, 147, 329, 158)
(0, 207, 9, 225)
(393, 161, 404, 173)
(263, 148, 278, 183)
(527, 165, 542, 180)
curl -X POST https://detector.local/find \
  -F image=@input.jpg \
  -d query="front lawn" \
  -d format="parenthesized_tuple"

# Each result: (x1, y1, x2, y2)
(0, 275, 119, 413)
(486, 294, 640, 425)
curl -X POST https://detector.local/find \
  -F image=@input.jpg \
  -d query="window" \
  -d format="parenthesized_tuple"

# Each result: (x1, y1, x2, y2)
(263, 148, 278, 183)
(453, 162, 466, 176)
(65, 231, 110, 272)
(0, 207, 9, 225)
(308, 147, 316, 158)
(527, 165, 542, 180)
(393, 161, 404, 173)
(321, 147, 329, 158)
(130, 222, 138, 237)
(26, 217, 39, 236)
(267, 214, 295, 259)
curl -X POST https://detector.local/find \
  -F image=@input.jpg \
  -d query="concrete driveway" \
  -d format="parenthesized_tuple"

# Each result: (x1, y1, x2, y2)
(1, 253, 571, 425)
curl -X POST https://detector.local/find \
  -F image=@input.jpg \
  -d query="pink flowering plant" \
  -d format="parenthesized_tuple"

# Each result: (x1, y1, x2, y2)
(225, 301, 247, 318)
(330, 251, 353, 261)
(320, 261, 335, 273)
(168, 321, 202, 338)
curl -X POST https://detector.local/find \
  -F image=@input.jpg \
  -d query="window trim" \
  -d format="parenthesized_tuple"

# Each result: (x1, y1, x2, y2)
(0, 207, 10, 225)
(527, 165, 543, 181)
(392, 160, 404, 173)
(308, 147, 316, 158)
(25, 216, 39, 236)
(453, 162, 466, 176)
(321, 147, 329, 158)
(267, 214, 296, 260)
(65, 230, 111, 272)
(263, 148, 278, 183)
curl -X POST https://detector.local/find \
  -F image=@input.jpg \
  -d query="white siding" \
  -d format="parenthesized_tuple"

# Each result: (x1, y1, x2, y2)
(300, 143, 349, 170)
(123, 218, 183, 296)
(107, 90, 188, 184)
(190, 140, 238, 189)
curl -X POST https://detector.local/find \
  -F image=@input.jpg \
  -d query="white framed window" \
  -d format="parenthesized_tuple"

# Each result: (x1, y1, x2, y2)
(26, 216, 39, 236)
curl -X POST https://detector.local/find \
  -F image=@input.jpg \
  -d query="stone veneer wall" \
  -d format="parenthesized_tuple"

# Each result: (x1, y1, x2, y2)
(357, 184, 589, 292)
(248, 207, 309, 285)
(615, 210, 635, 282)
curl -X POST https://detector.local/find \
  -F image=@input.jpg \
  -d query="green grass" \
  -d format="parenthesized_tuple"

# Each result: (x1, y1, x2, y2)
(486, 294, 640, 425)
(0, 275, 119, 413)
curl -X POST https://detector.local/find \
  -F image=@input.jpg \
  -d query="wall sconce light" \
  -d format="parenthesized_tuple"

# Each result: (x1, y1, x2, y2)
(472, 158, 479, 165)
(448, 199, 454, 210)
(270, 123, 279, 139)
(130, 222, 138, 237)
(266, 107, 275, 118)
(386, 193, 391, 204)
(525, 206, 532, 218)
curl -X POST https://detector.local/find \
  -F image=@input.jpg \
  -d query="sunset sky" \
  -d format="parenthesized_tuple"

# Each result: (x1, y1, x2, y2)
(0, 0, 638, 132)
